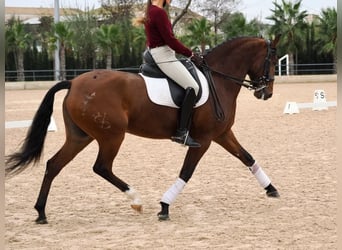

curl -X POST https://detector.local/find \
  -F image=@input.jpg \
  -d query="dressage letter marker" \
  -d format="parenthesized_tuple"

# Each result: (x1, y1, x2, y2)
(283, 101, 299, 114)
(283, 89, 336, 114)
(312, 89, 328, 111)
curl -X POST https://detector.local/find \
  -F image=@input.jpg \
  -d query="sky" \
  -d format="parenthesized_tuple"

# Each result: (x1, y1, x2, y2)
(238, 0, 337, 22)
(5, 0, 337, 23)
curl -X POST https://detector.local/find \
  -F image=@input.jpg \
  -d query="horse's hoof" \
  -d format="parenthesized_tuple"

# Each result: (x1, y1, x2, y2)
(265, 184, 280, 198)
(35, 217, 48, 224)
(158, 213, 170, 221)
(131, 204, 143, 213)
(266, 190, 280, 198)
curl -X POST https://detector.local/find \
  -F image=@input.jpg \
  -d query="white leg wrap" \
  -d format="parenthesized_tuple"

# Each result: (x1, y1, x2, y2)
(249, 162, 271, 188)
(161, 178, 186, 205)
(125, 187, 142, 205)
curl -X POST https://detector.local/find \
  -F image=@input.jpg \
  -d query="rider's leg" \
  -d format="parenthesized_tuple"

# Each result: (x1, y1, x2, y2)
(150, 46, 201, 147)
(149, 46, 200, 95)
(170, 87, 200, 147)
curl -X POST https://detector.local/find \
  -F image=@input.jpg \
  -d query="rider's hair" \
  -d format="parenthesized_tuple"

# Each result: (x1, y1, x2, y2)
(132, 0, 152, 26)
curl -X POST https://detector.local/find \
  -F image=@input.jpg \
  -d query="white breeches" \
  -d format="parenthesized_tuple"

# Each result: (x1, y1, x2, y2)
(149, 45, 199, 96)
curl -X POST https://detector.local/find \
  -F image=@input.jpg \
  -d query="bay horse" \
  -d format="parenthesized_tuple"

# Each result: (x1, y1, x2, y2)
(6, 35, 281, 223)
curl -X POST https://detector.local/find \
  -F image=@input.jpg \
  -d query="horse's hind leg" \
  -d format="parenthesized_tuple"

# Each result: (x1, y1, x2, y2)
(214, 129, 279, 197)
(92, 135, 142, 212)
(34, 107, 93, 224)
(34, 135, 93, 224)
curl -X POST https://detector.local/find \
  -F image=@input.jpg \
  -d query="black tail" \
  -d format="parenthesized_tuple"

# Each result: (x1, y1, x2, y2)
(5, 80, 71, 176)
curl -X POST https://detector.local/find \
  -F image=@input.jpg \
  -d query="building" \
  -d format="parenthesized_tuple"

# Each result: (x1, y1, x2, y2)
(5, 7, 82, 24)
(5, 5, 202, 29)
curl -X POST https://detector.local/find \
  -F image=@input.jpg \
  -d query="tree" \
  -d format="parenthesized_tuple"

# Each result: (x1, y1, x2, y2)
(131, 25, 146, 65)
(50, 22, 74, 80)
(220, 12, 266, 39)
(183, 18, 213, 52)
(99, 0, 143, 23)
(95, 24, 122, 69)
(171, 0, 193, 29)
(317, 7, 337, 72)
(99, 0, 145, 68)
(193, 0, 239, 45)
(5, 18, 31, 81)
(267, 0, 308, 74)
(36, 16, 54, 71)
(66, 8, 98, 69)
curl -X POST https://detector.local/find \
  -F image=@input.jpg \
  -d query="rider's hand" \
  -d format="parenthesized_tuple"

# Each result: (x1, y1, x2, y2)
(190, 53, 203, 68)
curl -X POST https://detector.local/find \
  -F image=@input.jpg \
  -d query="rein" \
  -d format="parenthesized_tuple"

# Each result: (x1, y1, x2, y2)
(202, 39, 275, 92)
(202, 63, 267, 92)
(199, 39, 276, 121)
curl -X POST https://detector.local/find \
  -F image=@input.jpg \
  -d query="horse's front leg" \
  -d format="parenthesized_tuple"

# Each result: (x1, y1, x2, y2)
(158, 143, 211, 221)
(214, 129, 279, 198)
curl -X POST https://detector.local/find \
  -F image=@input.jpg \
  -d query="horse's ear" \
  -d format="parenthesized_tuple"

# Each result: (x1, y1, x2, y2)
(272, 34, 281, 47)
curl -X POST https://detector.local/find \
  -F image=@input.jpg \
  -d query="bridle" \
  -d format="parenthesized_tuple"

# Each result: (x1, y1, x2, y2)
(199, 39, 277, 122)
(202, 39, 277, 92)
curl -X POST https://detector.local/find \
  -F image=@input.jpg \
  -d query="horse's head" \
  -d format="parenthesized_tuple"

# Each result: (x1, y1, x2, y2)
(248, 35, 281, 100)
(202, 35, 281, 102)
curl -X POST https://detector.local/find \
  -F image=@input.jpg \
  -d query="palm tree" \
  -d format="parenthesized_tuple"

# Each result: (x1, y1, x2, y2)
(317, 7, 337, 72)
(131, 26, 146, 65)
(221, 12, 265, 39)
(66, 8, 98, 69)
(267, 0, 308, 74)
(5, 18, 31, 81)
(35, 16, 54, 71)
(95, 24, 122, 69)
(184, 18, 213, 53)
(49, 22, 74, 80)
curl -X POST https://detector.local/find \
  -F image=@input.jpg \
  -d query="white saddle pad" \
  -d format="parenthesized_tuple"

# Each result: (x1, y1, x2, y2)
(139, 69, 209, 108)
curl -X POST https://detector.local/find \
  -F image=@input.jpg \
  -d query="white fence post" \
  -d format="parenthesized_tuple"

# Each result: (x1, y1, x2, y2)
(278, 54, 289, 76)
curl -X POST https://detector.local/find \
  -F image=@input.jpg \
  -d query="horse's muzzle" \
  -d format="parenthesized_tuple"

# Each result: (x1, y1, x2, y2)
(254, 89, 273, 100)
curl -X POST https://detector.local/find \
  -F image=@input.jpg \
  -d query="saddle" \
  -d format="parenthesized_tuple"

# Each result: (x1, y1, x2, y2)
(140, 50, 203, 106)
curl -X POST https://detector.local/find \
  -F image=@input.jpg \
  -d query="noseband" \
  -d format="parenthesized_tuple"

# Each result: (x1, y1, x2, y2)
(202, 39, 276, 92)
(256, 39, 276, 91)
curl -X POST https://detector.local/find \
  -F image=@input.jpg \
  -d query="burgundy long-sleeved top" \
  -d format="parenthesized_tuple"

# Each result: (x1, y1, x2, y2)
(144, 5, 192, 57)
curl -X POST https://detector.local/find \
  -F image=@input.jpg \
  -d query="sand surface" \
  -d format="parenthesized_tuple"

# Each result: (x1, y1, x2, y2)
(5, 82, 337, 249)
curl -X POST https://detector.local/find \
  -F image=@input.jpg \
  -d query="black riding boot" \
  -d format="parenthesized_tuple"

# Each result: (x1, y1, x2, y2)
(171, 87, 201, 147)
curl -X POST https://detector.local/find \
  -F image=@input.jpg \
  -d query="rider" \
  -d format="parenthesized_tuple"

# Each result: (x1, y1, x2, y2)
(135, 0, 202, 148)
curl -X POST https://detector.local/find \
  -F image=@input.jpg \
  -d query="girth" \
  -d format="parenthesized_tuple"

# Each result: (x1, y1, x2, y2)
(140, 50, 202, 106)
